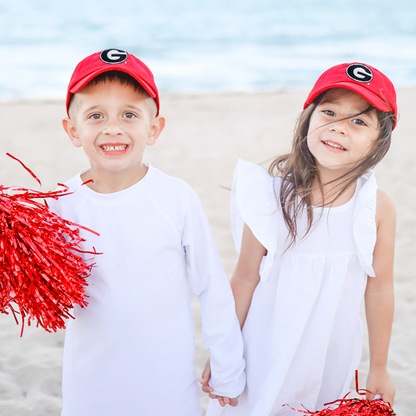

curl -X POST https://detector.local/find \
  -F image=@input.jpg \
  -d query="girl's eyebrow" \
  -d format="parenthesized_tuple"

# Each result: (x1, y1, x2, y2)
(320, 100, 373, 116)
(319, 99, 343, 106)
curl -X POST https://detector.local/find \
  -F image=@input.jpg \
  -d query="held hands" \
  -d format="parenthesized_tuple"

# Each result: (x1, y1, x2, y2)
(366, 366, 395, 406)
(200, 359, 239, 407)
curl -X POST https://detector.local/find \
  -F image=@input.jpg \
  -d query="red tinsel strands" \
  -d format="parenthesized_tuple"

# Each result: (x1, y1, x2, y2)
(1, 154, 99, 335)
(289, 398, 395, 415)
(287, 371, 395, 415)
(6, 153, 42, 186)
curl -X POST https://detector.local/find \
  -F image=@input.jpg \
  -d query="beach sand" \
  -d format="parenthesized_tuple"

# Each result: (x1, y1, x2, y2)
(0, 88, 415, 415)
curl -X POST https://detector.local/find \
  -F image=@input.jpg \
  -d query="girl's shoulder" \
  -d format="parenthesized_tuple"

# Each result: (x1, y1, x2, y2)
(375, 188, 396, 228)
(234, 159, 275, 180)
(353, 170, 378, 210)
(356, 171, 395, 225)
(232, 159, 281, 217)
(233, 159, 281, 195)
(231, 160, 280, 279)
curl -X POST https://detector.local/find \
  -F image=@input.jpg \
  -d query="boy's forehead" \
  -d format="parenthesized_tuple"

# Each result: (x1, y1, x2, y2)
(66, 49, 160, 116)
(73, 80, 147, 104)
(68, 79, 154, 119)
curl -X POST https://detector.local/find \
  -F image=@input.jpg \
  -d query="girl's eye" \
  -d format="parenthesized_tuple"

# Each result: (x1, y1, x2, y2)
(351, 118, 367, 126)
(323, 110, 336, 117)
(88, 113, 102, 120)
(124, 112, 137, 119)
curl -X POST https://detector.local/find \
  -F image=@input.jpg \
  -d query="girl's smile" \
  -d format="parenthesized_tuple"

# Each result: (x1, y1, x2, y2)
(321, 139, 347, 152)
(307, 88, 379, 181)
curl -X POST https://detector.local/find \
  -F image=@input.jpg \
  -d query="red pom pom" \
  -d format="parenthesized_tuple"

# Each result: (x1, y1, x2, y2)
(292, 398, 396, 415)
(288, 372, 396, 415)
(1, 154, 99, 335)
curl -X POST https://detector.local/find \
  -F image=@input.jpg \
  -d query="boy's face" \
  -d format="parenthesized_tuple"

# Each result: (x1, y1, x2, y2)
(63, 79, 164, 191)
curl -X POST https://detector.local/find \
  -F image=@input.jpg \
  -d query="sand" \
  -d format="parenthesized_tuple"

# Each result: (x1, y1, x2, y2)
(0, 88, 415, 415)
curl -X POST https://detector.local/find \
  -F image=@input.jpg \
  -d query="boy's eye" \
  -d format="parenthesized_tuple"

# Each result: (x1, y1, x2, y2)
(88, 113, 102, 120)
(123, 112, 137, 119)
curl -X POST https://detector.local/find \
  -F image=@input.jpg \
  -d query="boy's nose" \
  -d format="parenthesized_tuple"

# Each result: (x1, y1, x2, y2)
(103, 119, 123, 135)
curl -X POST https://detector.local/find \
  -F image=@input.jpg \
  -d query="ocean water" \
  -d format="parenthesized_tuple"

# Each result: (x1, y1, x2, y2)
(0, 0, 415, 100)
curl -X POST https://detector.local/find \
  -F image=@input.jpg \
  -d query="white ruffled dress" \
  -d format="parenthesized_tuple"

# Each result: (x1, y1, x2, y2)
(207, 160, 378, 416)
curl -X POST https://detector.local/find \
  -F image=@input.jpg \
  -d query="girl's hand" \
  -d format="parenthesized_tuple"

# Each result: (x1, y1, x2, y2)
(366, 366, 395, 406)
(200, 359, 239, 407)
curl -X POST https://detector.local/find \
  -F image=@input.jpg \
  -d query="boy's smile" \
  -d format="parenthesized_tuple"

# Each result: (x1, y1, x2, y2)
(63, 80, 164, 193)
(306, 88, 379, 181)
(101, 145, 128, 152)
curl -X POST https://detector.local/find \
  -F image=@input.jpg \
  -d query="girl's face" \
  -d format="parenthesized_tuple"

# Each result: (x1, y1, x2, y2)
(306, 88, 380, 179)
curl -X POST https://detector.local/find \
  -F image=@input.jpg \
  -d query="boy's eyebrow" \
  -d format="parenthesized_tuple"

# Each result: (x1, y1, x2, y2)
(124, 104, 145, 113)
(80, 104, 145, 114)
(81, 105, 100, 114)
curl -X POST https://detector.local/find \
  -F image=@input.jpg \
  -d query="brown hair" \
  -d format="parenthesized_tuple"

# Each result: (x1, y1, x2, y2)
(268, 91, 395, 249)
(68, 71, 158, 118)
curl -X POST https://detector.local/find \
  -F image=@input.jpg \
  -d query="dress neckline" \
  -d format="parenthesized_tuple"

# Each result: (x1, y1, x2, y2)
(312, 179, 361, 213)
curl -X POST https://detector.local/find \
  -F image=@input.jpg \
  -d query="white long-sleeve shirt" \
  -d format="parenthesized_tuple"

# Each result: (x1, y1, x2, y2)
(49, 163, 245, 416)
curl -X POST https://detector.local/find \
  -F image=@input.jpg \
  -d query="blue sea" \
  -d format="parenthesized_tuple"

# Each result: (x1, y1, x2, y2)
(0, 0, 415, 100)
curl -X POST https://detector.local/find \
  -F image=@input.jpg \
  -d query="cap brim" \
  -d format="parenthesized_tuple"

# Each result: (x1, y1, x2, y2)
(305, 82, 393, 113)
(69, 66, 157, 99)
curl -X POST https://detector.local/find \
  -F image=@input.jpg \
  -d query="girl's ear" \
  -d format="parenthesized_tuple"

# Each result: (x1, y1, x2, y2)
(62, 117, 82, 148)
(146, 115, 166, 146)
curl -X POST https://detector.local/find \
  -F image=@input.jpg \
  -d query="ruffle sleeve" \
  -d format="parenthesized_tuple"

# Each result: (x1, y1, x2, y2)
(231, 159, 279, 282)
(352, 171, 378, 277)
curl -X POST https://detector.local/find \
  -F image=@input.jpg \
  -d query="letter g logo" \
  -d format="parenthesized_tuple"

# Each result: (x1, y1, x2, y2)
(346, 64, 373, 83)
(100, 49, 128, 64)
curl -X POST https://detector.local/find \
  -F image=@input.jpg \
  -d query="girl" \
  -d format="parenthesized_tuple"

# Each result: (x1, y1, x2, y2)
(203, 62, 397, 415)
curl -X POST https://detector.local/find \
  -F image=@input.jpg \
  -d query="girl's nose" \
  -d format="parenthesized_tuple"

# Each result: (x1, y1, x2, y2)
(329, 119, 348, 135)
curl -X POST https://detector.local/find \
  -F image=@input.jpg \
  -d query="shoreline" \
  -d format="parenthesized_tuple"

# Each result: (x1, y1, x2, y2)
(1, 85, 415, 106)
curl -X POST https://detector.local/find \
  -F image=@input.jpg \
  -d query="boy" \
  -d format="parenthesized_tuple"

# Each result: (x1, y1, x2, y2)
(49, 49, 245, 416)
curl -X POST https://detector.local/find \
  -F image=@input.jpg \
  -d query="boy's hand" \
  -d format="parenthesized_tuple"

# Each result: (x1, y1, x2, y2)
(366, 366, 395, 406)
(200, 359, 239, 407)
(200, 359, 214, 394)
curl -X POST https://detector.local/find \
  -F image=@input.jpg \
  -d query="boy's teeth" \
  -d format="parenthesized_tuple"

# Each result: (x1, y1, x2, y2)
(102, 145, 127, 151)
(324, 141, 345, 150)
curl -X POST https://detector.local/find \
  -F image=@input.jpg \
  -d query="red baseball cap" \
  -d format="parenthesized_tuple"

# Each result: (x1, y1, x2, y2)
(66, 49, 159, 116)
(304, 63, 397, 129)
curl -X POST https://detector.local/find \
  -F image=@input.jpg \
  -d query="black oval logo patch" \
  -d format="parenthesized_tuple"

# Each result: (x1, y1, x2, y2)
(346, 64, 373, 83)
(100, 49, 128, 64)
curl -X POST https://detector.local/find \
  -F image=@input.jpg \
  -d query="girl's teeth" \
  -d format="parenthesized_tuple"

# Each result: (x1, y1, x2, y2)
(324, 141, 345, 150)
(102, 145, 127, 151)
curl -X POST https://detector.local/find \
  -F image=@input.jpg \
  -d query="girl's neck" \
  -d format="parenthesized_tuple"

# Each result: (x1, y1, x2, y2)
(311, 177, 357, 208)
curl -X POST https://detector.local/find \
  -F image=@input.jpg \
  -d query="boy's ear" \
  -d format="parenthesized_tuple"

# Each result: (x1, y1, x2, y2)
(146, 116, 165, 146)
(62, 117, 82, 148)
